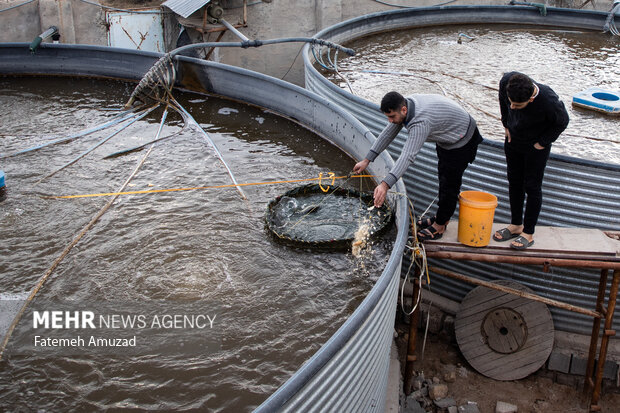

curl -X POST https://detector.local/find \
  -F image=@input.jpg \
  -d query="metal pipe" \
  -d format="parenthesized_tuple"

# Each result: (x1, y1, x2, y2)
(591, 269, 620, 410)
(220, 18, 249, 41)
(205, 31, 226, 60)
(424, 244, 620, 262)
(428, 266, 601, 318)
(583, 269, 608, 403)
(171, 98, 247, 201)
(508, 0, 547, 16)
(0, 108, 140, 159)
(425, 251, 620, 270)
(40, 105, 158, 181)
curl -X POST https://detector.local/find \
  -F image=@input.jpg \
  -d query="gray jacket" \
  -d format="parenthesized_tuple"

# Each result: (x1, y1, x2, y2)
(366, 94, 477, 188)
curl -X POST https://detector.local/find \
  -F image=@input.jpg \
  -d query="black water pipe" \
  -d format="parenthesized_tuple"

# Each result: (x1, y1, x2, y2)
(170, 37, 355, 58)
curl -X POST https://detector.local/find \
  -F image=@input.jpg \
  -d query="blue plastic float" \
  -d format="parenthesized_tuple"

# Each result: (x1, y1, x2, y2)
(572, 87, 620, 115)
(0, 170, 5, 200)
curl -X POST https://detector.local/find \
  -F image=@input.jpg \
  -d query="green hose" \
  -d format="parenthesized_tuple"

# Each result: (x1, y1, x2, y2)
(29, 26, 58, 53)
(29, 36, 42, 53)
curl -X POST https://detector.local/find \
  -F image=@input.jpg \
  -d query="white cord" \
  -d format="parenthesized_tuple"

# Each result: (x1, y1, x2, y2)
(401, 242, 429, 315)
(418, 195, 438, 224)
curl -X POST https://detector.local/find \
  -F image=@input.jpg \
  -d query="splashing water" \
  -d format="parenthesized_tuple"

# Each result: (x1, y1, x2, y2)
(352, 219, 371, 258)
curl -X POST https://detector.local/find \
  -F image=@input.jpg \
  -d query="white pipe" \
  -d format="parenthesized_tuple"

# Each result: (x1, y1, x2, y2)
(220, 18, 249, 41)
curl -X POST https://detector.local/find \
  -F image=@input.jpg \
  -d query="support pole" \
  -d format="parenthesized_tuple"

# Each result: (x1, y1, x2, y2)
(590, 269, 620, 411)
(583, 269, 608, 403)
(220, 18, 249, 41)
(404, 271, 421, 394)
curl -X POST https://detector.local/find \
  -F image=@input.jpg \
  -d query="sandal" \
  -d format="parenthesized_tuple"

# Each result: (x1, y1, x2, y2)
(416, 215, 436, 229)
(510, 235, 534, 250)
(493, 227, 521, 242)
(417, 225, 444, 242)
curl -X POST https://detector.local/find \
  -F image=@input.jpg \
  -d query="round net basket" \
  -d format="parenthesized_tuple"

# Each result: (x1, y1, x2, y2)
(265, 184, 393, 249)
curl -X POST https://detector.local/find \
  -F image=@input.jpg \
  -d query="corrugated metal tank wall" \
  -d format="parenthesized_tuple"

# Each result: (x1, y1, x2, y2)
(303, 5, 620, 335)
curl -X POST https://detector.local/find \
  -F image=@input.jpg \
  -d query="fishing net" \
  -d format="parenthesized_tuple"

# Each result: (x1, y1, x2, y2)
(265, 184, 393, 249)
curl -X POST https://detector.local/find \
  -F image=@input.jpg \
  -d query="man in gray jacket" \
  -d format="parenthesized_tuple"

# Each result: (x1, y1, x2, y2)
(353, 91, 483, 241)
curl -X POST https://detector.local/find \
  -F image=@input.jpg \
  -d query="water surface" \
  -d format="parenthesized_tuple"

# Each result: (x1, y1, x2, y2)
(0, 77, 392, 411)
(324, 25, 619, 164)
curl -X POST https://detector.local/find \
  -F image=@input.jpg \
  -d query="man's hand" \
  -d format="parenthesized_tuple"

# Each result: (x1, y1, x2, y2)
(373, 182, 389, 208)
(353, 159, 370, 175)
(533, 142, 545, 150)
(505, 128, 511, 143)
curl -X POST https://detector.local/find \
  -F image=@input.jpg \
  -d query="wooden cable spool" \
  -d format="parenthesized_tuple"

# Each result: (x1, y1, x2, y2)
(455, 280, 554, 380)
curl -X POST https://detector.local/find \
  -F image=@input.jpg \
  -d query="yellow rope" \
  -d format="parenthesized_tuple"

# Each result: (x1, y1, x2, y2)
(318, 172, 336, 192)
(405, 196, 431, 286)
(283, 173, 359, 234)
(42, 174, 378, 200)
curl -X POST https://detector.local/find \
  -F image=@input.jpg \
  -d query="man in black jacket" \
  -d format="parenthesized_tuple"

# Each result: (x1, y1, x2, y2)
(493, 72, 569, 250)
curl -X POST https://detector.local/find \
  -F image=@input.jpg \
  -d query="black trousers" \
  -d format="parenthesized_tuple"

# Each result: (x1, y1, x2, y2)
(435, 127, 483, 226)
(504, 142, 551, 234)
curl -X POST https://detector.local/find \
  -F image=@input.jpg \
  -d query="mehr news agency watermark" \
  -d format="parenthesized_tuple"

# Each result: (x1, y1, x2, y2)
(2, 300, 221, 356)
(33, 310, 216, 348)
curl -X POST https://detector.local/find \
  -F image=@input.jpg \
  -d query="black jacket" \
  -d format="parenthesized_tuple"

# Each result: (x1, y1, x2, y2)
(499, 71, 569, 149)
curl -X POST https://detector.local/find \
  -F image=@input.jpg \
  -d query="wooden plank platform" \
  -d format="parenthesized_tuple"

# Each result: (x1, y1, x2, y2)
(422, 221, 620, 261)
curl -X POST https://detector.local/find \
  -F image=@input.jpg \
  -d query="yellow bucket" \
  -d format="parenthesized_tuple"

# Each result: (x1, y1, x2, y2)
(457, 191, 498, 247)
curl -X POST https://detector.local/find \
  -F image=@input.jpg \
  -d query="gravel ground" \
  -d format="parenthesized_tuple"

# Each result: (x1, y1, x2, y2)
(395, 319, 620, 413)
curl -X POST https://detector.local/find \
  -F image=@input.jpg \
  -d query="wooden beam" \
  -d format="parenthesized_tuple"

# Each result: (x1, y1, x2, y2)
(425, 250, 620, 270)
(428, 266, 600, 318)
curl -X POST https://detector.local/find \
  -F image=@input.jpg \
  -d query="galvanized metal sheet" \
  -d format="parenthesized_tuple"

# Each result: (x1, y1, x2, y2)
(304, 5, 620, 336)
(107, 11, 165, 52)
(162, 0, 210, 19)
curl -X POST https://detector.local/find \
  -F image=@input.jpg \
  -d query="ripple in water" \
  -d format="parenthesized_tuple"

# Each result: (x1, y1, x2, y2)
(0, 77, 393, 411)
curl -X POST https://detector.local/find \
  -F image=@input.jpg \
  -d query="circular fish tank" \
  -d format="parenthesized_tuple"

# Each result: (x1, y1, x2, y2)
(0, 44, 408, 412)
(303, 6, 620, 337)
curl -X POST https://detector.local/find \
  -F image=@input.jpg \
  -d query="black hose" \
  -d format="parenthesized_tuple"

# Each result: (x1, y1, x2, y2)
(170, 37, 355, 58)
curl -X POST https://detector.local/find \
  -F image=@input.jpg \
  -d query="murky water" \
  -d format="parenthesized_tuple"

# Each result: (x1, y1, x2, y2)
(324, 25, 619, 164)
(0, 77, 393, 411)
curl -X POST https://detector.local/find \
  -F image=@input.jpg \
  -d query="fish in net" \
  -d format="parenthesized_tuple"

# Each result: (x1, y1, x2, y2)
(265, 184, 393, 250)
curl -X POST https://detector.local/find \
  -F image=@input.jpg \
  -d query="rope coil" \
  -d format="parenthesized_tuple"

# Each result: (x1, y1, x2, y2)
(125, 54, 176, 108)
